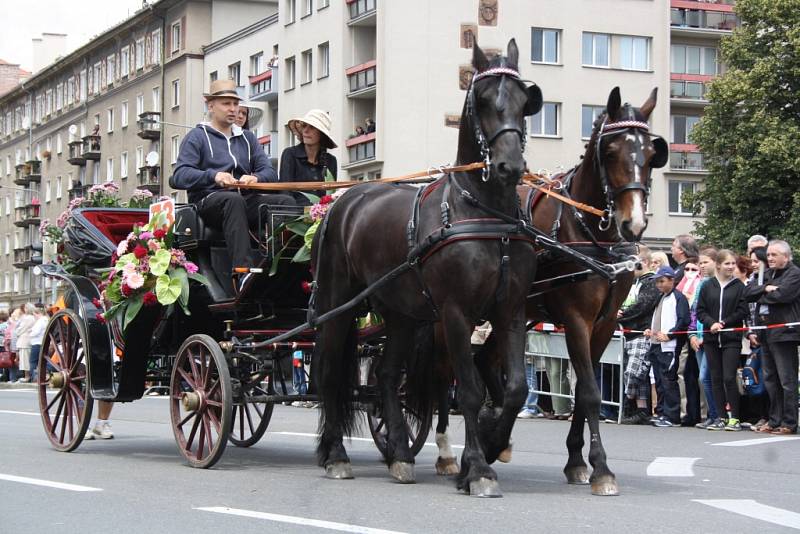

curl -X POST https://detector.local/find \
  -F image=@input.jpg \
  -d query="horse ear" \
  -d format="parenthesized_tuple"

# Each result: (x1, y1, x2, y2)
(606, 87, 621, 120)
(473, 43, 489, 73)
(506, 38, 519, 70)
(639, 87, 658, 120)
(524, 85, 543, 116)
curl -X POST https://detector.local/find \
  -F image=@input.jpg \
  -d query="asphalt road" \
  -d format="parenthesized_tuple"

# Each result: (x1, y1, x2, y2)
(1, 385, 799, 534)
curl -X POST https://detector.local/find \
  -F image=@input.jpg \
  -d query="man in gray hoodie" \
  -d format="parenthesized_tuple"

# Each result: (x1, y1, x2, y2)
(171, 79, 293, 294)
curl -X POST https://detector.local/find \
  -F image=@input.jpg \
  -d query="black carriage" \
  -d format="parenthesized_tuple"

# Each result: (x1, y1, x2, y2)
(37, 204, 430, 468)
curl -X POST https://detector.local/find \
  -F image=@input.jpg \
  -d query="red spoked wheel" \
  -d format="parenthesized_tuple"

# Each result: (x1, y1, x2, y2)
(37, 309, 94, 452)
(170, 334, 232, 468)
(229, 378, 273, 448)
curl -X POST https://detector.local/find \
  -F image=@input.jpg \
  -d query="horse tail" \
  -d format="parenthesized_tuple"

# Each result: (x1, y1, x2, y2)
(404, 322, 437, 438)
(315, 316, 360, 466)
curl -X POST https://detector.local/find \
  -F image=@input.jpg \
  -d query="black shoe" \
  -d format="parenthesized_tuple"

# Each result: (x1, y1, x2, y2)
(680, 418, 699, 427)
(652, 415, 675, 427)
(621, 411, 649, 425)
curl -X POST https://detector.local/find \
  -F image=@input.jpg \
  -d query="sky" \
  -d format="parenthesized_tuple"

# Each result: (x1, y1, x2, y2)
(0, 0, 150, 72)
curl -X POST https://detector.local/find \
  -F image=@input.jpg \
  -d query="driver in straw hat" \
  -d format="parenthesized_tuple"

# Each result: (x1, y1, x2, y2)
(171, 79, 295, 295)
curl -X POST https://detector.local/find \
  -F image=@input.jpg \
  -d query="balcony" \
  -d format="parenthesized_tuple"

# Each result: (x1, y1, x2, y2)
(14, 163, 28, 186)
(347, 0, 376, 26)
(23, 202, 41, 226)
(13, 246, 39, 268)
(249, 69, 278, 102)
(670, 144, 706, 171)
(671, 7, 739, 37)
(13, 206, 27, 228)
(137, 165, 161, 195)
(24, 160, 42, 184)
(670, 78, 711, 106)
(345, 132, 376, 166)
(67, 140, 86, 166)
(68, 182, 90, 200)
(137, 111, 161, 140)
(346, 60, 377, 99)
(82, 135, 101, 161)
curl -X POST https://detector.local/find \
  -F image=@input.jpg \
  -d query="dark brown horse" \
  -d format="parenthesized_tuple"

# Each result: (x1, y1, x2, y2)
(311, 39, 542, 497)
(433, 87, 668, 496)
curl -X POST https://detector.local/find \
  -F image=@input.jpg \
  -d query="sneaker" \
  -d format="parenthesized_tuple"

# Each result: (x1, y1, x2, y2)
(652, 416, 674, 428)
(517, 410, 537, 419)
(621, 411, 650, 425)
(695, 418, 715, 429)
(724, 418, 742, 432)
(88, 421, 114, 440)
(291, 400, 304, 407)
(706, 418, 726, 431)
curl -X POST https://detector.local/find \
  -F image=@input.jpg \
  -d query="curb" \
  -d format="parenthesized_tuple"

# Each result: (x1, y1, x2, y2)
(0, 382, 37, 390)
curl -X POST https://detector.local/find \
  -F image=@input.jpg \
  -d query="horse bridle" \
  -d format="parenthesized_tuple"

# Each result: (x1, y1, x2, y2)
(467, 66, 530, 182)
(593, 108, 666, 231)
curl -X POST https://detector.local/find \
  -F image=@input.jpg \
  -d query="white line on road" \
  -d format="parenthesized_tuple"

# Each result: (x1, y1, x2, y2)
(0, 473, 102, 492)
(712, 436, 800, 447)
(196, 506, 407, 534)
(0, 409, 38, 416)
(270, 431, 464, 449)
(646, 457, 700, 477)
(694, 499, 800, 530)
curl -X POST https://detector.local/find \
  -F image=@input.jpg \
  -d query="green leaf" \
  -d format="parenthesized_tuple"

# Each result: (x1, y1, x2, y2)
(123, 297, 144, 331)
(286, 220, 311, 236)
(304, 220, 320, 250)
(155, 274, 182, 305)
(149, 249, 172, 276)
(187, 272, 211, 286)
(173, 268, 190, 309)
(116, 253, 137, 268)
(298, 192, 320, 205)
(105, 280, 123, 303)
(291, 245, 311, 263)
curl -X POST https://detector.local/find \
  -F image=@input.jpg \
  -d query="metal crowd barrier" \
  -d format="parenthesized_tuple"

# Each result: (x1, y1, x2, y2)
(525, 326, 626, 424)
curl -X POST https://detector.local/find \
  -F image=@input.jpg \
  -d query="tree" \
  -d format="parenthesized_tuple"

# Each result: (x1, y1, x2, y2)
(689, 0, 800, 251)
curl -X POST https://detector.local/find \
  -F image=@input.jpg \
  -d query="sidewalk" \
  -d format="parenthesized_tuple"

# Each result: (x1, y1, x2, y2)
(0, 381, 37, 390)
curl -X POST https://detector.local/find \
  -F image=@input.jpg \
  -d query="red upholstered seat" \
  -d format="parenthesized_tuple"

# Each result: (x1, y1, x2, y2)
(80, 210, 150, 246)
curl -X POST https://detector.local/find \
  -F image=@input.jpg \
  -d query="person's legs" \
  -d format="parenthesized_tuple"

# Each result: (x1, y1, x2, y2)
(660, 349, 681, 423)
(546, 357, 571, 415)
(29, 344, 41, 382)
(198, 192, 252, 273)
(772, 341, 799, 431)
(697, 348, 718, 420)
(761, 339, 783, 429)
(17, 347, 30, 380)
(677, 344, 689, 420)
(721, 346, 742, 420)
(705, 343, 727, 420)
(683, 346, 701, 424)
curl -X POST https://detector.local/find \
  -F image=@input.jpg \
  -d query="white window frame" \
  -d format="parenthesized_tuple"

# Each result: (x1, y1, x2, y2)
(285, 0, 296, 24)
(106, 54, 116, 85)
(581, 105, 605, 139)
(529, 102, 561, 137)
(582, 32, 610, 68)
(107, 107, 114, 133)
(106, 158, 114, 181)
(285, 56, 296, 91)
(228, 62, 241, 86)
(318, 42, 330, 79)
(136, 146, 144, 169)
(45, 180, 51, 203)
(135, 38, 145, 70)
(250, 52, 264, 76)
(619, 36, 650, 71)
(531, 28, 560, 64)
(152, 86, 160, 112)
(301, 49, 313, 85)
(121, 101, 128, 128)
(318, 0, 329, 9)
(171, 21, 182, 53)
(136, 94, 144, 116)
(150, 29, 162, 64)
(302, 0, 312, 18)
(120, 151, 128, 179)
(56, 176, 62, 199)
(171, 135, 180, 164)
(668, 180, 697, 215)
(56, 134, 63, 154)
(171, 79, 180, 109)
(120, 46, 130, 78)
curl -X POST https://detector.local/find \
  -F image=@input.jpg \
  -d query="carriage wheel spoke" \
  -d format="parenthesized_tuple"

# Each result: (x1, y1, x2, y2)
(198, 347, 208, 388)
(65, 391, 75, 441)
(207, 378, 220, 398)
(252, 399, 264, 419)
(205, 399, 222, 408)
(207, 408, 222, 434)
(68, 382, 85, 400)
(187, 348, 200, 385)
(177, 368, 196, 390)
(196, 418, 206, 459)
(203, 413, 214, 453)
(374, 417, 385, 434)
(185, 411, 201, 452)
(69, 349, 85, 375)
(58, 396, 68, 443)
(46, 389, 64, 412)
(177, 410, 197, 430)
(70, 374, 86, 383)
(45, 343, 64, 373)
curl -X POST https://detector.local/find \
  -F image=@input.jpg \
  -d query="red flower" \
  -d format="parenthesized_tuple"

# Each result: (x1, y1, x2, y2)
(133, 245, 148, 259)
(153, 229, 166, 239)
(300, 280, 312, 294)
(319, 195, 333, 205)
(121, 283, 133, 297)
(92, 298, 102, 308)
(111, 251, 118, 263)
(142, 291, 158, 306)
(95, 312, 106, 324)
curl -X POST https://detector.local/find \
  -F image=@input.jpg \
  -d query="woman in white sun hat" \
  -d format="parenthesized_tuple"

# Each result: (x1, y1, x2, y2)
(279, 109, 338, 204)
(234, 87, 264, 132)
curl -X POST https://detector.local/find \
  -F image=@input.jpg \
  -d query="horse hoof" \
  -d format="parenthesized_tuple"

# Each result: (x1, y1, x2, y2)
(435, 456, 459, 476)
(564, 466, 590, 485)
(591, 477, 620, 496)
(497, 444, 513, 464)
(389, 461, 415, 484)
(325, 461, 354, 480)
(468, 478, 502, 498)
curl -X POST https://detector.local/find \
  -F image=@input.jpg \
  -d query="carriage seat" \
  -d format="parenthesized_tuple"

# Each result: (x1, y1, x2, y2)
(174, 203, 224, 245)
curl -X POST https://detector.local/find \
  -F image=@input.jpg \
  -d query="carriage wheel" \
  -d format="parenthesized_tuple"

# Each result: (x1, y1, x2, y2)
(37, 309, 94, 452)
(367, 358, 432, 459)
(229, 379, 274, 448)
(169, 335, 232, 468)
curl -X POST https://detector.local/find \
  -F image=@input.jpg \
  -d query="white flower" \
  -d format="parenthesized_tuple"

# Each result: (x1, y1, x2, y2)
(125, 272, 145, 289)
(122, 262, 137, 276)
(117, 240, 128, 257)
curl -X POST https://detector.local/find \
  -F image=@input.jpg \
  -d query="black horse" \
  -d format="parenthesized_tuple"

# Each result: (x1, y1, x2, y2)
(432, 87, 668, 496)
(311, 39, 542, 497)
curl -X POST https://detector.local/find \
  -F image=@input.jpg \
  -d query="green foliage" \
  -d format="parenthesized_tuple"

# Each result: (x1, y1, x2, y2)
(155, 274, 183, 305)
(691, 0, 800, 250)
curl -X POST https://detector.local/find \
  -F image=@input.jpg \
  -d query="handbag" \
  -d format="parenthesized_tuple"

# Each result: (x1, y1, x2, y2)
(0, 351, 16, 369)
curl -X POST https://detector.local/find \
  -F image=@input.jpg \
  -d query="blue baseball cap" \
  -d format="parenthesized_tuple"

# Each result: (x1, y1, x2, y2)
(655, 265, 676, 279)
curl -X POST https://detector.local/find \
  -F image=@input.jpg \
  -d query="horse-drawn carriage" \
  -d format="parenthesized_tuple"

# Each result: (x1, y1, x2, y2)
(36, 202, 429, 469)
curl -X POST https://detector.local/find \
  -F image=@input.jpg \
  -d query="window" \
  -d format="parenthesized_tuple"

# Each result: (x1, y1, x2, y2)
(285, 56, 296, 90)
(121, 101, 128, 128)
(530, 102, 560, 137)
(56, 176, 62, 199)
(4, 196, 9, 216)
(228, 62, 241, 86)
(120, 152, 128, 179)
(171, 21, 182, 53)
(151, 29, 162, 64)
(107, 54, 116, 85)
(581, 105, 605, 139)
(107, 107, 114, 133)
(136, 146, 144, 169)
(671, 114, 701, 144)
(120, 46, 130, 77)
(671, 45, 718, 75)
(135, 38, 145, 69)
(13, 273, 18, 293)
(171, 79, 180, 108)
(5, 156, 10, 175)
(45, 180, 51, 203)
(668, 181, 696, 215)
(4, 237, 8, 256)
(136, 94, 144, 116)
(285, 0, 296, 24)
(531, 28, 560, 64)
(209, 71, 218, 84)
(582, 33, 609, 67)
(35, 142, 41, 159)
(318, 0, 329, 8)
(46, 136, 52, 153)
(301, 49, 313, 84)
(56, 134, 62, 154)
(171, 135, 180, 164)
(619, 36, 649, 71)
(318, 42, 330, 78)
(106, 158, 114, 181)
(250, 53, 264, 76)
(302, 0, 312, 17)
(66, 173, 72, 193)
(152, 86, 160, 111)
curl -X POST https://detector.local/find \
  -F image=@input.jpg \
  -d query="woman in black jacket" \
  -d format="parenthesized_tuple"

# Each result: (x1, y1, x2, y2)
(696, 249, 749, 431)
(279, 109, 338, 204)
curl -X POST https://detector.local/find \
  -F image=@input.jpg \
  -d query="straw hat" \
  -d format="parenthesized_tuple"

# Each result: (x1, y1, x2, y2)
(287, 109, 337, 149)
(204, 79, 244, 101)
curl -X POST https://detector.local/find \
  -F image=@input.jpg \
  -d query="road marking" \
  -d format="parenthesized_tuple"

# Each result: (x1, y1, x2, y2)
(0, 409, 38, 416)
(0, 473, 102, 492)
(712, 436, 800, 447)
(271, 431, 464, 449)
(646, 457, 700, 477)
(694, 499, 800, 530)
(196, 506, 407, 534)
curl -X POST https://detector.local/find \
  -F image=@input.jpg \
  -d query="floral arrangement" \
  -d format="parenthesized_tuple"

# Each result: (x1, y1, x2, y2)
(96, 210, 208, 330)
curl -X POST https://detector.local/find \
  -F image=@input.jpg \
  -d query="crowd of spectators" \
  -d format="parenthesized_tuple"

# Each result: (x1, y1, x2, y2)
(0, 303, 49, 384)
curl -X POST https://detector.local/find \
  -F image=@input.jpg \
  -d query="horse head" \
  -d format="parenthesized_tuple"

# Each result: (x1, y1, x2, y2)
(591, 87, 667, 242)
(460, 39, 542, 186)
